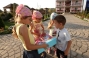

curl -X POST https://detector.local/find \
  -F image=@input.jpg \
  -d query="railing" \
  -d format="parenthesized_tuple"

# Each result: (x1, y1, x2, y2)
(72, 3, 82, 6)
(65, 4, 71, 6)
(56, 5, 65, 7)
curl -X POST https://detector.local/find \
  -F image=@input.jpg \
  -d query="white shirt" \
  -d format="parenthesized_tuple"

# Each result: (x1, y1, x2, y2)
(56, 28, 71, 51)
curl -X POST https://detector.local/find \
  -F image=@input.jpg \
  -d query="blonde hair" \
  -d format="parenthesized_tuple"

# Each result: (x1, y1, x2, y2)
(12, 26, 18, 39)
(12, 14, 18, 39)
(12, 14, 31, 39)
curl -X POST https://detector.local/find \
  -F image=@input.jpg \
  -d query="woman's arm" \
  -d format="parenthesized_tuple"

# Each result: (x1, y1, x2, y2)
(20, 25, 47, 50)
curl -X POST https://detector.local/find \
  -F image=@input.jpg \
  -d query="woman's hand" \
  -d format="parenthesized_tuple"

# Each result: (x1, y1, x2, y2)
(42, 43, 48, 49)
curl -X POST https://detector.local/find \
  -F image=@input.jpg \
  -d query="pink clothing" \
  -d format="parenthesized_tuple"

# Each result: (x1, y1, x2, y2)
(35, 34, 52, 44)
(35, 37, 44, 44)
(15, 4, 32, 16)
(32, 21, 44, 44)
(32, 10, 43, 20)
(33, 21, 43, 35)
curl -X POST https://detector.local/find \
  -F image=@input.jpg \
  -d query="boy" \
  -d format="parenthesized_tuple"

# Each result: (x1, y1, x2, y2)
(54, 15, 72, 58)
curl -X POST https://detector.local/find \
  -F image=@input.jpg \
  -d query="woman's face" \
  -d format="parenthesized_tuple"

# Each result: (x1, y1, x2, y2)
(23, 16, 32, 24)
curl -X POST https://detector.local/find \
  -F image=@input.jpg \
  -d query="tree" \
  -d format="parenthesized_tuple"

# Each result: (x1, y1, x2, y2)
(13, 3, 18, 16)
(0, 12, 13, 21)
(0, 16, 5, 29)
(39, 8, 45, 15)
(44, 8, 49, 18)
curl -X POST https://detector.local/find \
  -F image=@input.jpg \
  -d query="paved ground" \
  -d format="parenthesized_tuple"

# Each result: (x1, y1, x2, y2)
(0, 14, 89, 58)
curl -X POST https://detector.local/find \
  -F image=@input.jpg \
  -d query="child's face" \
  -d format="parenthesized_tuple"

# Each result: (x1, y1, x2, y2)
(35, 18, 42, 23)
(54, 20, 63, 29)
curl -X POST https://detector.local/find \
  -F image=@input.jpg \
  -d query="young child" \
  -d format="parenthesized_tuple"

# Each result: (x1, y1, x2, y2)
(30, 10, 46, 44)
(54, 15, 72, 58)
(47, 12, 58, 54)
(48, 12, 58, 36)
(31, 10, 49, 58)
(12, 4, 48, 58)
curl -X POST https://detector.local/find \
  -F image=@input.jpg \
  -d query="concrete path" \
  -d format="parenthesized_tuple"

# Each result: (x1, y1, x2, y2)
(0, 14, 89, 58)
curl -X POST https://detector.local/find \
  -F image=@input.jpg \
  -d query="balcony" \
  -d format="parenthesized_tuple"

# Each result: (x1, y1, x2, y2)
(56, 5, 64, 7)
(65, 0, 71, 1)
(72, 3, 82, 6)
(56, 10, 64, 14)
(65, 4, 71, 6)
(71, 10, 80, 13)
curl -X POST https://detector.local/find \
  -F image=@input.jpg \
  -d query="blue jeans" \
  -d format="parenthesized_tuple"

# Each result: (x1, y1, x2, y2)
(23, 49, 41, 58)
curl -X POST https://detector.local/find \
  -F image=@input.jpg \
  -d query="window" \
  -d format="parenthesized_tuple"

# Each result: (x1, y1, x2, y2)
(59, 2, 61, 6)
(60, 2, 61, 4)
(76, 0, 78, 3)
(75, 8, 77, 11)
(60, 8, 61, 10)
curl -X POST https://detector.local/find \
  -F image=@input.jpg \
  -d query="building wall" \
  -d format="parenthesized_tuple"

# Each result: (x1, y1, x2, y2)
(56, 1, 65, 13)
(56, 0, 83, 13)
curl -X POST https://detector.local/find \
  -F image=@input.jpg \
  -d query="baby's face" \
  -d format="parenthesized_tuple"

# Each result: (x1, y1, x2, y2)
(35, 18, 42, 23)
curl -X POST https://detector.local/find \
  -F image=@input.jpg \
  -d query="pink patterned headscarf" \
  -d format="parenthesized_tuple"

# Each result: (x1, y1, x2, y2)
(32, 10, 43, 20)
(15, 4, 32, 16)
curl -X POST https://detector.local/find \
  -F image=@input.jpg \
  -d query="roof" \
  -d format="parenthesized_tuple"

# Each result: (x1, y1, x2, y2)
(3, 3, 18, 9)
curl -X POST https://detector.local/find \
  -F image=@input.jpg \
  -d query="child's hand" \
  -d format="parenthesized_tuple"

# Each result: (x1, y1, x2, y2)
(64, 50, 68, 55)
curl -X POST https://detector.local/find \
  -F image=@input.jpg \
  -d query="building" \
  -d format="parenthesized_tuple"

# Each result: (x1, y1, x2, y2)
(85, 0, 89, 12)
(56, 0, 84, 14)
(3, 3, 18, 14)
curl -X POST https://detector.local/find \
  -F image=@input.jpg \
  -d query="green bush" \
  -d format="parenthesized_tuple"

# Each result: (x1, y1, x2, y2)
(0, 17, 5, 29)
(0, 29, 12, 35)
(86, 13, 89, 19)
(1, 13, 13, 21)
(0, 21, 14, 35)
(77, 12, 81, 16)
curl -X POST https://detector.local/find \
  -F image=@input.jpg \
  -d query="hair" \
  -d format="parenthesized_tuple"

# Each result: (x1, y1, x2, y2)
(54, 15, 66, 25)
(12, 14, 31, 39)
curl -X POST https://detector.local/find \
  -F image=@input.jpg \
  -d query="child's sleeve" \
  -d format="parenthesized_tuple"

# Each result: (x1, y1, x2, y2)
(64, 31, 71, 41)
